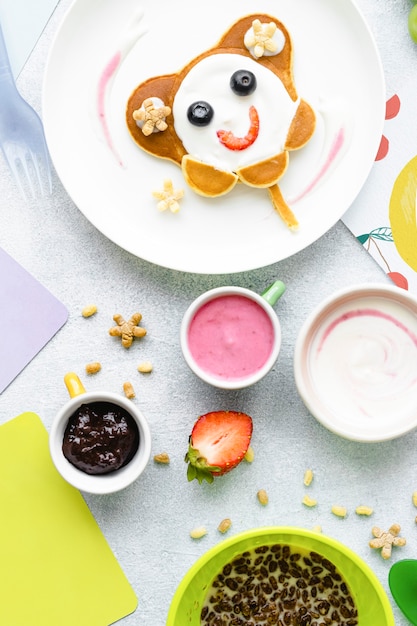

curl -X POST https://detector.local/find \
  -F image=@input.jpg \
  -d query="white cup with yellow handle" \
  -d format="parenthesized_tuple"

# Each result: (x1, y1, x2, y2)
(49, 372, 151, 494)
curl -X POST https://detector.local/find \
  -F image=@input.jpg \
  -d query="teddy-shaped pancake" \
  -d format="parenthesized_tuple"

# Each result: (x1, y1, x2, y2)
(126, 14, 316, 229)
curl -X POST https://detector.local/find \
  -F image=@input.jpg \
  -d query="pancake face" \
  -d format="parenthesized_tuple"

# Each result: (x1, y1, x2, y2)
(126, 14, 316, 228)
(172, 53, 299, 172)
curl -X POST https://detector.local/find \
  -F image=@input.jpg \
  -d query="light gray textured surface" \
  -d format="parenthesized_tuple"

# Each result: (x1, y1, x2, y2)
(0, 1, 416, 624)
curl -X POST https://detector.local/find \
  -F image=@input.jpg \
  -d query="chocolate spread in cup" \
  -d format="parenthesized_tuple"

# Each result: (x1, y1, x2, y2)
(62, 401, 140, 475)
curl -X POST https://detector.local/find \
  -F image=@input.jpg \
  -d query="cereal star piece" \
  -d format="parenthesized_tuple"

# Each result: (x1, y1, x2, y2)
(109, 313, 147, 348)
(133, 97, 171, 136)
(152, 179, 184, 213)
(369, 523, 406, 559)
(244, 19, 278, 59)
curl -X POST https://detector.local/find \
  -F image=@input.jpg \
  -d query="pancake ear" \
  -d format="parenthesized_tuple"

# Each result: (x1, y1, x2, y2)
(285, 99, 316, 150)
(215, 14, 297, 100)
(126, 74, 186, 165)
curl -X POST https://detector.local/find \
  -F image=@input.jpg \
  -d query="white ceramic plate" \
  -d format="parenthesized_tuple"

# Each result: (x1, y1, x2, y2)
(43, 0, 385, 274)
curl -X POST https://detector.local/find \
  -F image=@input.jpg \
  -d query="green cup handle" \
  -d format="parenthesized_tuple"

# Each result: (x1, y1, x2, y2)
(261, 280, 286, 306)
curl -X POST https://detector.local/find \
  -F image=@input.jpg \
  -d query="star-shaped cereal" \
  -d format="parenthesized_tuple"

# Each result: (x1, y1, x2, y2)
(109, 313, 147, 348)
(244, 19, 278, 59)
(152, 179, 184, 213)
(369, 523, 406, 559)
(133, 98, 171, 136)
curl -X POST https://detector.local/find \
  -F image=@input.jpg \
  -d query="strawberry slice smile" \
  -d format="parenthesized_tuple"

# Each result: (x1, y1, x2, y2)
(217, 105, 259, 151)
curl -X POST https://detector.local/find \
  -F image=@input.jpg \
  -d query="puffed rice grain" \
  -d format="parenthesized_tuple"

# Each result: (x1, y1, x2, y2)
(190, 526, 207, 539)
(331, 505, 347, 518)
(85, 362, 101, 375)
(82, 304, 97, 318)
(218, 518, 232, 534)
(257, 489, 269, 506)
(123, 381, 135, 399)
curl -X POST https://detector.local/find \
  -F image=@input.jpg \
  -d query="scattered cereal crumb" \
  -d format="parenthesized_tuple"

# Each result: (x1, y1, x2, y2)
(312, 525, 322, 533)
(218, 518, 232, 534)
(190, 526, 207, 539)
(109, 313, 147, 348)
(331, 505, 347, 518)
(82, 304, 97, 318)
(138, 361, 153, 374)
(154, 452, 170, 464)
(257, 489, 269, 506)
(302, 494, 317, 508)
(152, 178, 184, 213)
(244, 446, 254, 463)
(85, 362, 101, 375)
(369, 524, 406, 559)
(355, 505, 373, 516)
(303, 469, 314, 486)
(123, 381, 135, 399)
(412, 491, 417, 507)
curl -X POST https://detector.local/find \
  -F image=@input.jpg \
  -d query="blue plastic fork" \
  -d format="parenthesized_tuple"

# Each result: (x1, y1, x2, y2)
(0, 21, 52, 198)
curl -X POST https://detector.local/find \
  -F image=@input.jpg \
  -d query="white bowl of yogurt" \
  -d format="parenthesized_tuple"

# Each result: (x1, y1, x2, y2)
(294, 283, 417, 442)
(180, 282, 284, 389)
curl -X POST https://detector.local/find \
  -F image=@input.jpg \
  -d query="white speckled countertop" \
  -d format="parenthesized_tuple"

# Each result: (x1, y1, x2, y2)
(0, 0, 416, 624)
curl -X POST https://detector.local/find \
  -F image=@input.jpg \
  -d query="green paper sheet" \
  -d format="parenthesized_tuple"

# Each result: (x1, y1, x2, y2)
(0, 412, 137, 626)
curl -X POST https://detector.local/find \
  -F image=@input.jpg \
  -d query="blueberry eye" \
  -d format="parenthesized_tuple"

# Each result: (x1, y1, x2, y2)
(230, 70, 257, 96)
(187, 101, 214, 126)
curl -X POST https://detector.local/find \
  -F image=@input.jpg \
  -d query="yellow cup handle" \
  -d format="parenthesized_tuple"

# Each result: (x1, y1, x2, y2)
(64, 372, 86, 398)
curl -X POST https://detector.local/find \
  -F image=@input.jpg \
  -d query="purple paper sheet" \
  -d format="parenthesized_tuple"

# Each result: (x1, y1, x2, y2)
(0, 247, 68, 393)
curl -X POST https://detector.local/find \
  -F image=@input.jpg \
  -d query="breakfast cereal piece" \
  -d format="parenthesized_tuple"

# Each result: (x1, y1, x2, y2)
(190, 526, 207, 539)
(244, 446, 255, 463)
(257, 489, 269, 506)
(137, 360, 153, 373)
(109, 313, 147, 348)
(218, 518, 232, 534)
(331, 505, 347, 518)
(244, 18, 279, 59)
(154, 452, 170, 464)
(303, 469, 314, 486)
(369, 523, 406, 559)
(82, 304, 97, 318)
(133, 97, 171, 136)
(152, 178, 184, 213)
(302, 495, 317, 508)
(123, 381, 135, 399)
(412, 491, 417, 507)
(85, 362, 101, 375)
(355, 505, 373, 516)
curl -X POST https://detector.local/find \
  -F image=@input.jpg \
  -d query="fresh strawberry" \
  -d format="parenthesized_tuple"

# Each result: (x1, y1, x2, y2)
(185, 411, 253, 484)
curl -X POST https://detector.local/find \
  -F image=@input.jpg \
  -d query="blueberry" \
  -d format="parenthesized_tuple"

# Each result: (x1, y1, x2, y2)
(230, 70, 257, 96)
(187, 101, 214, 126)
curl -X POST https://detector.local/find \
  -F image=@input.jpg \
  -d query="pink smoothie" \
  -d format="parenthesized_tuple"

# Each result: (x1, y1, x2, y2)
(187, 295, 275, 381)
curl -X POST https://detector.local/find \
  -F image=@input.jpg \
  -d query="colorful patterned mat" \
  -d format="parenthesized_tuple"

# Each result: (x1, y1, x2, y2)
(343, 83, 417, 293)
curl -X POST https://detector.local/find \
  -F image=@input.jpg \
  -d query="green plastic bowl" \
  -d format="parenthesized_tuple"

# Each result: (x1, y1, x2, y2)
(166, 526, 394, 625)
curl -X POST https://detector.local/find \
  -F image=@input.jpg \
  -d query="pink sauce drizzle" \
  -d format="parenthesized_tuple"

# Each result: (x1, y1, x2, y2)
(318, 308, 417, 353)
(290, 126, 345, 204)
(94, 10, 146, 167)
(97, 50, 124, 167)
